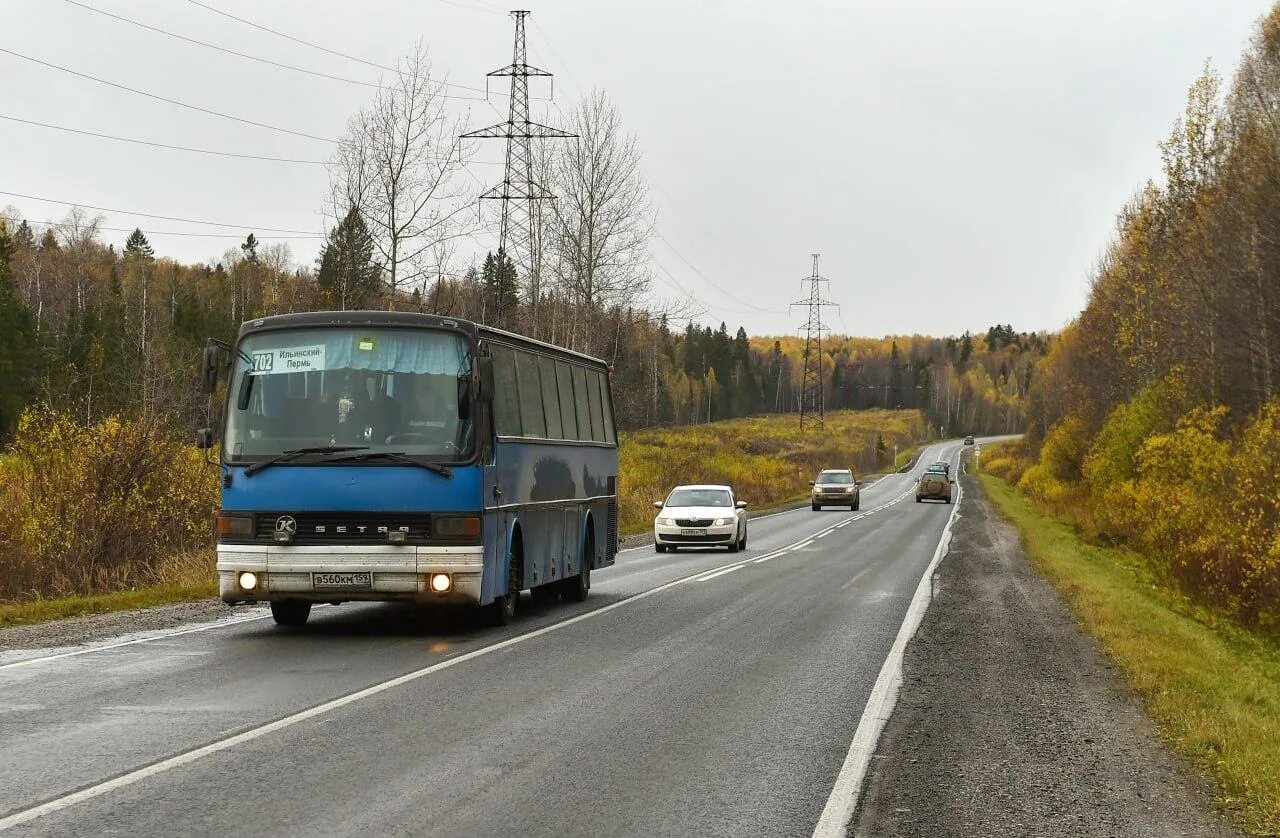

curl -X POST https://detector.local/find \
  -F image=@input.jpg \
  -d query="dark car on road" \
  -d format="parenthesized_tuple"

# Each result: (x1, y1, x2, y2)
(964, 435, 975, 445)
(810, 469, 862, 510)
(915, 464, 954, 504)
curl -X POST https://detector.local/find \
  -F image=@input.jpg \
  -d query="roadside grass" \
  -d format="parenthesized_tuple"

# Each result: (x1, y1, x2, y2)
(618, 409, 928, 534)
(979, 472, 1280, 836)
(0, 583, 217, 628)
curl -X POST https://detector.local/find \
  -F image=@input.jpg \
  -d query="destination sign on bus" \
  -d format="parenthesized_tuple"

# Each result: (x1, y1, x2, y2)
(250, 345, 326, 375)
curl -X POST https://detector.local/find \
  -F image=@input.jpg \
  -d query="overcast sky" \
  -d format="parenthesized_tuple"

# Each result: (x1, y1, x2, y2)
(0, 0, 1271, 337)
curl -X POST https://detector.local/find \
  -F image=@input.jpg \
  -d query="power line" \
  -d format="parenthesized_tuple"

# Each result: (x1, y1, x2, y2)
(652, 232, 786, 314)
(182, 0, 497, 98)
(0, 190, 319, 235)
(0, 114, 326, 163)
(60, 0, 492, 101)
(20, 219, 320, 240)
(0, 46, 335, 143)
(0, 113, 506, 167)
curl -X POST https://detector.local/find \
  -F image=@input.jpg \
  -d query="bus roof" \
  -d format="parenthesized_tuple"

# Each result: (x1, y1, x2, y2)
(236, 311, 609, 368)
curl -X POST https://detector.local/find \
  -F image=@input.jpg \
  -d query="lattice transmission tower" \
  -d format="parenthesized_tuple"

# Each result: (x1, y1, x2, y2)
(462, 10, 574, 319)
(790, 254, 839, 430)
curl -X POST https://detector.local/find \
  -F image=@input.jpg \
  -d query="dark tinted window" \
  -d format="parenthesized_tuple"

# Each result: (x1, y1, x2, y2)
(555, 361, 577, 441)
(572, 365, 591, 441)
(492, 346, 521, 436)
(598, 371, 616, 444)
(585, 370, 605, 442)
(515, 351, 546, 438)
(539, 355, 563, 439)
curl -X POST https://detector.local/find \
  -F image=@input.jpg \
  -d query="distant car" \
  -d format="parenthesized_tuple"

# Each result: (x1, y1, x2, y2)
(810, 468, 862, 510)
(964, 435, 975, 445)
(916, 466, 954, 504)
(653, 484, 748, 553)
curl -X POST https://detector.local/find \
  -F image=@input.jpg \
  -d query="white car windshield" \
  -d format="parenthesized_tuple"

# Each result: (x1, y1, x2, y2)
(666, 488, 732, 508)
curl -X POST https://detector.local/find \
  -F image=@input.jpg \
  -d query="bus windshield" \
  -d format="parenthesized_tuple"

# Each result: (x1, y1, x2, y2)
(223, 327, 474, 463)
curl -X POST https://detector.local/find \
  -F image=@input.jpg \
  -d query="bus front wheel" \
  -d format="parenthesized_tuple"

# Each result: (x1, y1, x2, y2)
(270, 601, 310, 627)
(488, 538, 522, 626)
(562, 530, 593, 603)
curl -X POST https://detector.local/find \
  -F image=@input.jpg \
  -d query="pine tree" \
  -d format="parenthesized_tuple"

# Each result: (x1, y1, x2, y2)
(14, 220, 34, 250)
(482, 249, 518, 328)
(0, 223, 36, 438)
(316, 207, 382, 311)
(124, 228, 154, 261)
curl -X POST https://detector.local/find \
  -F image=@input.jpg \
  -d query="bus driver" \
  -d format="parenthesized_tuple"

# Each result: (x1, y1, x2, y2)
(388, 376, 453, 444)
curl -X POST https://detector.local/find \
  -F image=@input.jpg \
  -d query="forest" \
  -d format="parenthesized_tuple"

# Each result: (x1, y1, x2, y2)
(1011, 7, 1280, 630)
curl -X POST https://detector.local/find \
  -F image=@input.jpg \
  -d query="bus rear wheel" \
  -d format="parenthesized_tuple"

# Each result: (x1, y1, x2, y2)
(270, 601, 310, 627)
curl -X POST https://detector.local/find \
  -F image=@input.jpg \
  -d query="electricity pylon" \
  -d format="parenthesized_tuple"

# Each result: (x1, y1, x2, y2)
(462, 10, 574, 319)
(790, 254, 839, 430)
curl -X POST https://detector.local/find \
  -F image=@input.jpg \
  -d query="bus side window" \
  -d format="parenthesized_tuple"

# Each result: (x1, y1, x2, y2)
(585, 370, 605, 442)
(515, 350, 547, 438)
(492, 346, 521, 436)
(599, 371, 617, 444)
(555, 361, 577, 441)
(538, 355, 563, 439)
(572, 365, 591, 441)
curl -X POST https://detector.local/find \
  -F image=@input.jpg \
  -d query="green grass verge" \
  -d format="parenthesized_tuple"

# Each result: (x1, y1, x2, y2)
(979, 473, 1280, 836)
(0, 583, 217, 628)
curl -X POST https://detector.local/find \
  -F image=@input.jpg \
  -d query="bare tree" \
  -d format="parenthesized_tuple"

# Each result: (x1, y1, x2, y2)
(328, 44, 476, 307)
(547, 90, 654, 322)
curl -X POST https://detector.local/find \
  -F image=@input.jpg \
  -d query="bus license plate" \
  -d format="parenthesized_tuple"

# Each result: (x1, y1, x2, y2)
(313, 572, 372, 589)
(680, 528, 708, 537)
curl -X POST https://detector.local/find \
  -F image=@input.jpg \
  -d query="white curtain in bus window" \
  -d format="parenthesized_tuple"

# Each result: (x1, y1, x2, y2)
(491, 346, 521, 436)
(554, 361, 577, 441)
(515, 351, 547, 438)
(585, 370, 605, 442)
(538, 355, 564, 439)
(244, 329, 468, 375)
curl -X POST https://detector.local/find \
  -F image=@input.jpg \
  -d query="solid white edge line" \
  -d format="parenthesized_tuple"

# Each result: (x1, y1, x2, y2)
(0, 612, 274, 672)
(810, 447, 965, 838)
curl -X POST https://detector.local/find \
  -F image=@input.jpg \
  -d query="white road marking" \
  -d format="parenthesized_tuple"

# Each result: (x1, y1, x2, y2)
(0, 612, 275, 672)
(694, 565, 742, 582)
(811, 443, 966, 838)
(794, 540, 815, 549)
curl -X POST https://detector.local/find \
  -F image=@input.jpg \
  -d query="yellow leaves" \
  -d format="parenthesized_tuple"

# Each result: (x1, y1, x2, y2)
(0, 407, 218, 601)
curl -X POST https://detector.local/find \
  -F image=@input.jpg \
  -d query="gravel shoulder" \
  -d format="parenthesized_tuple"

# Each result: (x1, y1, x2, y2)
(851, 469, 1239, 838)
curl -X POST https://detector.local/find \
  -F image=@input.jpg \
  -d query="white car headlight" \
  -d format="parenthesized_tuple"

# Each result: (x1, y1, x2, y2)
(713, 517, 731, 526)
(656, 517, 674, 526)
(846, 487, 857, 493)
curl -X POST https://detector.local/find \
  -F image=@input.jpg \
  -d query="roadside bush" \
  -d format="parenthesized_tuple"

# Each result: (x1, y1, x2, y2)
(0, 407, 218, 601)
(1016, 416, 1089, 515)
(979, 438, 1033, 485)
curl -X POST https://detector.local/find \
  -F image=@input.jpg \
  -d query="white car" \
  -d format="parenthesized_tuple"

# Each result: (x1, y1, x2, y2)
(653, 484, 748, 553)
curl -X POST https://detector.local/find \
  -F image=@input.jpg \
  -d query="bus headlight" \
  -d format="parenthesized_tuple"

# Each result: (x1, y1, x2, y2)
(237, 571, 259, 591)
(429, 573, 452, 593)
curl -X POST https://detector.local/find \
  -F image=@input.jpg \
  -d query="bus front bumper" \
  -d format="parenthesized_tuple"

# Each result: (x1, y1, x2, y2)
(217, 544, 485, 606)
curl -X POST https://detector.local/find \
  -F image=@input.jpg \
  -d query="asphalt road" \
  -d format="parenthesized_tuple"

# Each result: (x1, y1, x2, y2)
(0, 440, 971, 837)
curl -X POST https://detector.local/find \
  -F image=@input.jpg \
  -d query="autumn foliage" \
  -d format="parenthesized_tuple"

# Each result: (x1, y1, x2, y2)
(0, 408, 217, 601)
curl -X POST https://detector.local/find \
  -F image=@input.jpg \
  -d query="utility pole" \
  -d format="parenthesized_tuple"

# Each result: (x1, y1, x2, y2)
(462, 10, 574, 332)
(790, 254, 838, 430)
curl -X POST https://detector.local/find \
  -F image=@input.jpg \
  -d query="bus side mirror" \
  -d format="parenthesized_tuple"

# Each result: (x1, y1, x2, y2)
(475, 356, 495, 403)
(200, 345, 221, 394)
(195, 427, 214, 449)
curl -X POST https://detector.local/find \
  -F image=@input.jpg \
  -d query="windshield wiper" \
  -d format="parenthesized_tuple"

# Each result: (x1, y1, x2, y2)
(327, 451, 453, 477)
(243, 445, 369, 477)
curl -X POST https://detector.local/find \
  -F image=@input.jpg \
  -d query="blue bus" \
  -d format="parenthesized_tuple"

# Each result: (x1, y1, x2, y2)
(198, 311, 619, 627)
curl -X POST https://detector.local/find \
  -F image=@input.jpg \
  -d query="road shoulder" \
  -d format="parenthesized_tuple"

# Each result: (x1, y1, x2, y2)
(851, 471, 1239, 837)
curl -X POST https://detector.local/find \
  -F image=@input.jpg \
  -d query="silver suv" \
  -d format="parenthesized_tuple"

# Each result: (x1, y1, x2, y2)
(810, 469, 862, 511)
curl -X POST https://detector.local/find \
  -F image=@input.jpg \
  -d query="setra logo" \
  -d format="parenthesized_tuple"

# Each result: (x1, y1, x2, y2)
(274, 515, 297, 535)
